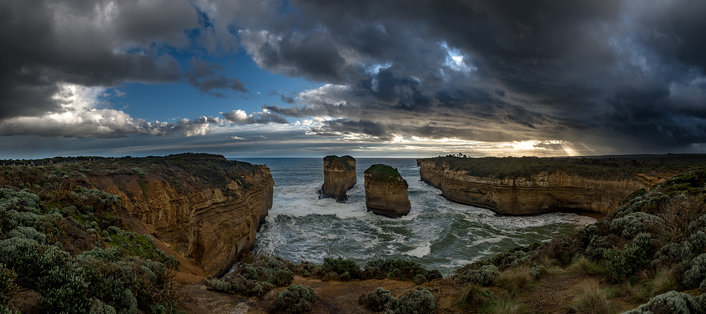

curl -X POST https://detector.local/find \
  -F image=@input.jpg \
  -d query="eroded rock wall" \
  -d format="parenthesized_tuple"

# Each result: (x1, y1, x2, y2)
(417, 159, 663, 215)
(85, 159, 273, 276)
(320, 155, 356, 202)
(364, 164, 411, 217)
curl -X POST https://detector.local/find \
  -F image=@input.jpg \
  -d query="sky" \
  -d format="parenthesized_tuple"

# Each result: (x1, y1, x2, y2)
(1, 0, 705, 158)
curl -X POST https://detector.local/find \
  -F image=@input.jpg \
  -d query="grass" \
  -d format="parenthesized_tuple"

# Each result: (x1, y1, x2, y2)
(364, 164, 406, 183)
(567, 256, 608, 276)
(420, 154, 706, 180)
(323, 155, 355, 170)
(570, 286, 618, 314)
(496, 267, 532, 294)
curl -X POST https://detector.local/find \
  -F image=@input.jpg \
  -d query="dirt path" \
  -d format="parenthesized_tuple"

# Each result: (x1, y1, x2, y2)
(175, 271, 642, 313)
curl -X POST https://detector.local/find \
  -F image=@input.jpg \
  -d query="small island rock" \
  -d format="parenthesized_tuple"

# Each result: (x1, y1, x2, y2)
(320, 155, 357, 202)
(364, 164, 411, 217)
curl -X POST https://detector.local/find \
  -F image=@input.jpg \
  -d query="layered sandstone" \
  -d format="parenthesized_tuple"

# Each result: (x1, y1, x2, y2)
(79, 154, 273, 276)
(364, 164, 411, 217)
(417, 158, 673, 215)
(320, 155, 356, 202)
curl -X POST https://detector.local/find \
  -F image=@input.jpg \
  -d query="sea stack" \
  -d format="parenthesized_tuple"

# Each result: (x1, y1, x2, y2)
(320, 155, 357, 202)
(364, 164, 411, 217)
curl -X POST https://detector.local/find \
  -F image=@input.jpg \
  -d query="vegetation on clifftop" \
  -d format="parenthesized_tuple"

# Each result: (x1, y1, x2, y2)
(451, 167, 706, 312)
(364, 164, 407, 183)
(0, 153, 262, 192)
(323, 155, 355, 170)
(421, 154, 706, 180)
(0, 186, 179, 313)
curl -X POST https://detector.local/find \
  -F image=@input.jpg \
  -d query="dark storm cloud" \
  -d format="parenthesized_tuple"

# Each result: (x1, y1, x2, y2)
(234, 0, 706, 152)
(186, 59, 247, 97)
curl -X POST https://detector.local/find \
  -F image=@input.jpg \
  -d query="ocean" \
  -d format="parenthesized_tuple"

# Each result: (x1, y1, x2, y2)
(238, 158, 595, 275)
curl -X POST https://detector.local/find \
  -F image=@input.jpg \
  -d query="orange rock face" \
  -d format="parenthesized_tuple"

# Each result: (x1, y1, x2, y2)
(85, 156, 273, 276)
(417, 159, 667, 215)
(320, 155, 356, 202)
(364, 164, 411, 217)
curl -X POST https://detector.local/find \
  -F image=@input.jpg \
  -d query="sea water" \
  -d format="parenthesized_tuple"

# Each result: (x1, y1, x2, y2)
(238, 158, 595, 275)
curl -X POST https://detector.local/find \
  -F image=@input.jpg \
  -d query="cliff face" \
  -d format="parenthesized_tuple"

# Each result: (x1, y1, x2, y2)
(417, 159, 666, 215)
(364, 164, 411, 217)
(320, 155, 356, 202)
(79, 155, 273, 276)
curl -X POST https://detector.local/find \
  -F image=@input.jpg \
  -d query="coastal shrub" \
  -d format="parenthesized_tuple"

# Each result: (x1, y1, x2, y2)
(241, 264, 294, 286)
(625, 290, 702, 314)
(570, 287, 617, 314)
(585, 236, 613, 261)
(605, 233, 652, 281)
(7, 226, 46, 243)
(529, 265, 546, 280)
(358, 287, 397, 312)
(206, 256, 292, 297)
(321, 257, 360, 279)
(291, 261, 318, 277)
(610, 212, 665, 239)
(364, 258, 441, 282)
(88, 298, 117, 314)
(269, 284, 315, 314)
(413, 274, 426, 285)
(456, 264, 499, 286)
(103, 228, 178, 269)
(396, 288, 436, 314)
(0, 264, 17, 306)
(682, 253, 706, 289)
(455, 284, 494, 309)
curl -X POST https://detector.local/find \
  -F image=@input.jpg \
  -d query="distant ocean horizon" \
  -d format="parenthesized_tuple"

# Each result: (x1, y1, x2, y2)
(236, 158, 595, 275)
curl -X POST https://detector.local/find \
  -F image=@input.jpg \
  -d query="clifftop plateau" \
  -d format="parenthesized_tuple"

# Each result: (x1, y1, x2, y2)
(417, 154, 706, 215)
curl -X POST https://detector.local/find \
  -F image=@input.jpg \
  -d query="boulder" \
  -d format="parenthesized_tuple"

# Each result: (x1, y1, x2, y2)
(364, 164, 411, 217)
(320, 155, 357, 202)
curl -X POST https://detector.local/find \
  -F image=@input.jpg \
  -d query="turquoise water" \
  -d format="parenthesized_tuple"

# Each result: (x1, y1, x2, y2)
(239, 158, 594, 275)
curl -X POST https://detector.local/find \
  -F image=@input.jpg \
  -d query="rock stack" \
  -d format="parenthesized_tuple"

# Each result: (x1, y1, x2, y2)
(320, 155, 357, 202)
(364, 164, 411, 217)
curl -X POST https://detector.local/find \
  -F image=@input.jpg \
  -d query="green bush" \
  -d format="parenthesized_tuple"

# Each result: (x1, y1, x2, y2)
(321, 257, 360, 279)
(456, 264, 499, 286)
(269, 284, 316, 314)
(206, 256, 293, 298)
(610, 212, 665, 239)
(605, 233, 652, 281)
(363, 258, 441, 282)
(625, 290, 702, 314)
(359, 287, 397, 312)
(530, 265, 546, 280)
(0, 264, 17, 306)
(103, 228, 178, 270)
(682, 253, 706, 289)
(396, 288, 436, 314)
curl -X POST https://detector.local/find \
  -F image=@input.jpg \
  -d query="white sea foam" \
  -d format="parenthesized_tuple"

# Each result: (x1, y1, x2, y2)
(403, 242, 432, 258)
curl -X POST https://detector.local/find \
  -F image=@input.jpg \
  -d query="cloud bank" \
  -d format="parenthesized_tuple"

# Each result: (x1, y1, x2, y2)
(1, 0, 705, 156)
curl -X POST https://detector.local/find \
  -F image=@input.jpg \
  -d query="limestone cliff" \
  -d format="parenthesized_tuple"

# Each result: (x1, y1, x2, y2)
(364, 164, 411, 217)
(416, 157, 679, 215)
(320, 155, 356, 202)
(76, 154, 273, 276)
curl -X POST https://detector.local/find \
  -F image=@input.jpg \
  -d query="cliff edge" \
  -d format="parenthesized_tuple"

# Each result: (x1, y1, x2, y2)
(364, 164, 411, 217)
(320, 155, 357, 202)
(1, 153, 273, 276)
(417, 155, 706, 215)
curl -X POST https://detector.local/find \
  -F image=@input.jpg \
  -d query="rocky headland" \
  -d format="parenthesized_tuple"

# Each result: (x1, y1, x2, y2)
(364, 164, 411, 217)
(417, 154, 706, 215)
(319, 155, 356, 202)
(0, 153, 273, 276)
